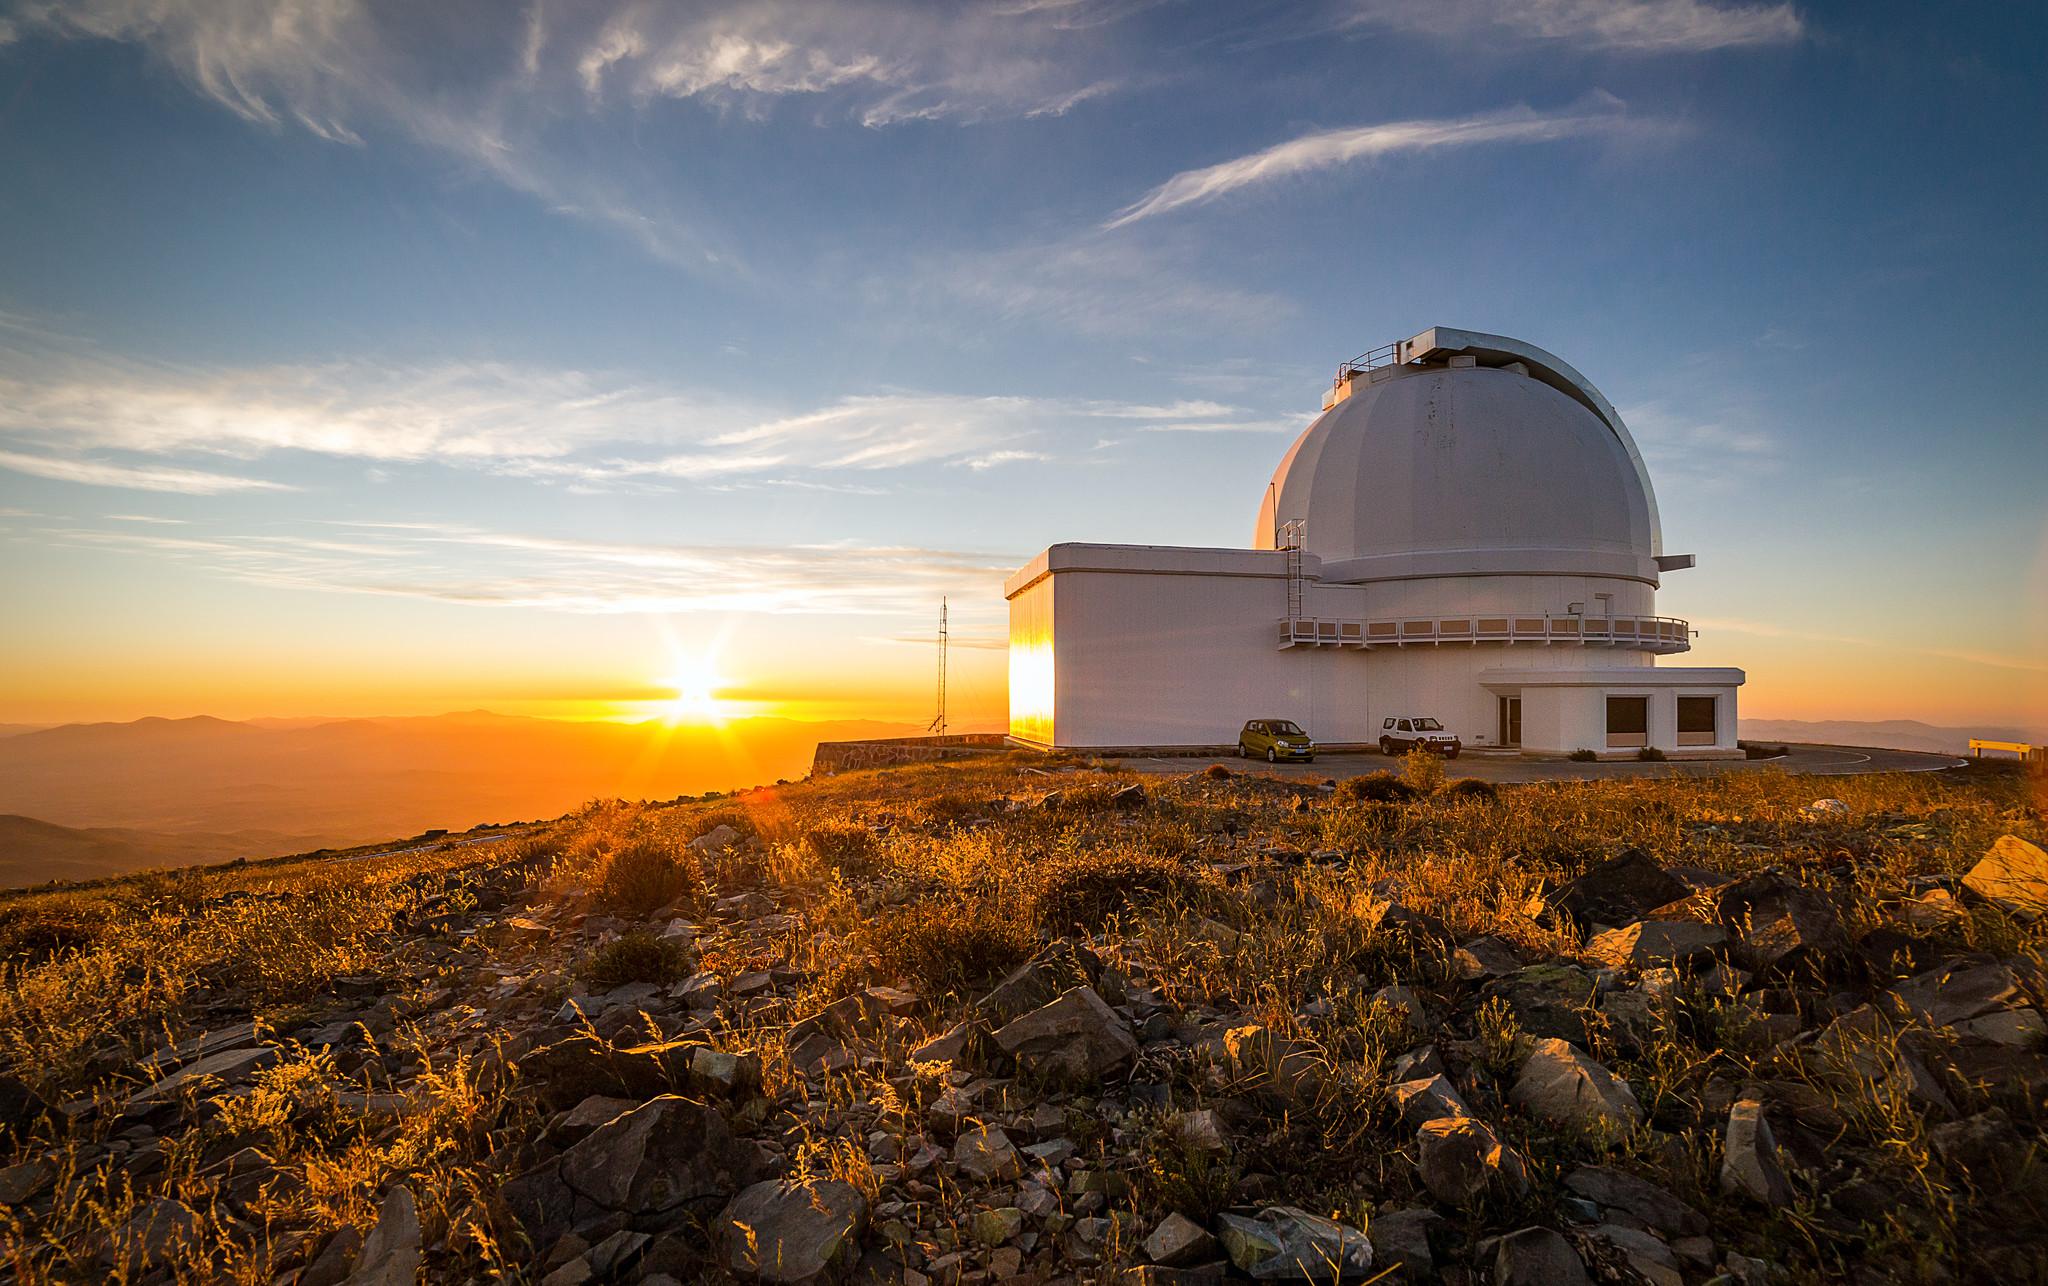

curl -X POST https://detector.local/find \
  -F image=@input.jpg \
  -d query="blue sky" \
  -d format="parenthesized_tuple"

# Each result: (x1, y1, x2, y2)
(0, 0, 2042, 728)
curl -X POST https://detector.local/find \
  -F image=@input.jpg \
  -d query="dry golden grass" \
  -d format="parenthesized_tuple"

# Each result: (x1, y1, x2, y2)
(0, 754, 2038, 1281)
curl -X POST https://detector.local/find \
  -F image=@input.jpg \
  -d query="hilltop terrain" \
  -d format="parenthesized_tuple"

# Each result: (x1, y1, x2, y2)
(1738, 719, 2045, 757)
(0, 756, 2043, 1284)
(0, 713, 931, 884)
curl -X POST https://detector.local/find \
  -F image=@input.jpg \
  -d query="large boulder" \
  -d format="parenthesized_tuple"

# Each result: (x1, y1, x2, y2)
(1216, 1206, 1374, 1281)
(1416, 1116, 1528, 1208)
(717, 1179, 869, 1283)
(992, 986, 1138, 1088)
(1886, 960, 2026, 1028)
(1510, 1039, 1641, 1133)
(1582, 921, 1727, 970)
(1715, 874, 1848, 972)
(785, 987, 917, 1074)
(559, 1095, 767, 1214)
(976, 942, 1102, 1023)
(1548, 851, 1690, 930)
(1491, 1227, 1590, 1286)
(1962, 835, 2048, 919)
(1481, 965, 1597, 1043)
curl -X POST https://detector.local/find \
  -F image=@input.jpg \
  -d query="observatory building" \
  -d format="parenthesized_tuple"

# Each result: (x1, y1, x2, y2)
(1005, 326, 1744, 758)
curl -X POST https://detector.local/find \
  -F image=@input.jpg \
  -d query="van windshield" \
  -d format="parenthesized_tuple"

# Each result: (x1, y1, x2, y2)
(1414, 718, 1444, 731)
(1270, 721, 1303, 735)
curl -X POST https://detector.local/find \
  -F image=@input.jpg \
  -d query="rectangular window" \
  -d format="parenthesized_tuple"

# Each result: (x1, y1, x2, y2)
(1677, 696, 1718, 746)
(1606, 696, 1649, 748)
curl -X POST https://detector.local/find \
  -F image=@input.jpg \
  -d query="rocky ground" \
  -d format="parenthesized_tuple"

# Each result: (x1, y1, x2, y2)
(0, 757, 2044, 1284)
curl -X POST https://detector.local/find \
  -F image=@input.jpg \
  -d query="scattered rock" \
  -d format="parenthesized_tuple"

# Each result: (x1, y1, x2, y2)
(1719, 1099, 1792, 1206)
(1962, 835, 2048, 918)
(559, 1095, 766, 1214)
(718, 1178, 869, 1283)
(1550, 851, 1690, 929)
(993, 985, 1139, 1087)
(910, 1022, 971, 1066)
(1482, 964, 1596, 1043)
(1509, 1039, 1641, 1133)
(1491, 1227, 1590, 1286)
(124, 1043, 277, 1109)
(1391, 1074, 1470, 1128)
(346, 1185, 421, 1286)
(1453, 936, 1522, 980)
(103, 1198, 204, 1272)
(1366, 1208, 1441, 1283)
(1585, 1224, 1682, 1286)
(1803, 798, 1849, 816)
(1215, 1206, 1373, 1281)
(1563, 1166, 1708, 1237)
(954, 1125, 1023, 1182)
(1145, 1212, 1221, 1266)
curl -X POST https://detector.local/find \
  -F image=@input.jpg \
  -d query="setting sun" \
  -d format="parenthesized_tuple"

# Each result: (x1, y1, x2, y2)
(656, 654, 731, 723)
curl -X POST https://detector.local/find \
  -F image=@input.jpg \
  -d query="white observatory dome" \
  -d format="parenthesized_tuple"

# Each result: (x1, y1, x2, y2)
(1255, 331, 1664, 584)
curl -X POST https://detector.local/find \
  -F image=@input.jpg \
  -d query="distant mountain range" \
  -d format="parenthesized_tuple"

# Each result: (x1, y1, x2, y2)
(1739, 718, 2041, 756)
(0, 711, 938, 887)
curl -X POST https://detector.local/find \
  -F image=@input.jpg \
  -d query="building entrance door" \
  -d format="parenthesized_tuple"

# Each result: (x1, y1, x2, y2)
(1497, 696, 1522, 748)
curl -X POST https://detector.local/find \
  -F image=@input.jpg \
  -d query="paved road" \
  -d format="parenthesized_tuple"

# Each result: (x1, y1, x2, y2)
(1109, 742, 1965, 785)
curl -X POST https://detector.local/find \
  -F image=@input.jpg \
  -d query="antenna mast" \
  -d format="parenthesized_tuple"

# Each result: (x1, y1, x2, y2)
(927, 597, 949, 735)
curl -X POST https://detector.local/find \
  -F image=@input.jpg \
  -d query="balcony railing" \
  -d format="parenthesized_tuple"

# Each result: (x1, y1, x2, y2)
(1278, 613, 1692, 654)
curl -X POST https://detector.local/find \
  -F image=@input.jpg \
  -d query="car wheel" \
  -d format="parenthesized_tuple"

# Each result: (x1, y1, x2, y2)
(1380, 738, 1394, 755)
(1236, 744, 1246, 758)
(1306, 755, 1316, 764)
(1266, 747, 1277, 763)
(1446, 749, 1460, 760)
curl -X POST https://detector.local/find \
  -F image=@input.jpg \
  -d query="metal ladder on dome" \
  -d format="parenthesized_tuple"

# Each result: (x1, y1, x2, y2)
(1279, 519, 1307, 638)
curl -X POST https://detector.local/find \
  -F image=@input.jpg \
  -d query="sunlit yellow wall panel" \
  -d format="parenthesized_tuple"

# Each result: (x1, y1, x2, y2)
(1007, 577, 1056, 746)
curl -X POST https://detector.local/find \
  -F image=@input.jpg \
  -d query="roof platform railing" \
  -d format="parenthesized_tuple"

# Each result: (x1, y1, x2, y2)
(1279, 613, 1692, 655)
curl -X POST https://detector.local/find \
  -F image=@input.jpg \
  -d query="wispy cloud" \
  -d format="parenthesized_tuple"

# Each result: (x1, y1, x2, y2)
(10, 0, 1141, 268)
(36, 516, 1019, 618)
(1343, 0, 1803, 53)
(0, 343, 1288, 487)
(0, 449, 292, 494)
(930, 235, 1292, 336)
(1106, 96, 1659, 228)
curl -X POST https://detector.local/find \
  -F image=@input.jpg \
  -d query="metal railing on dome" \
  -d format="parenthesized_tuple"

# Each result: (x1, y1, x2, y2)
(1336, 341, 1405, 383)
(1278, 613, 1693, 654)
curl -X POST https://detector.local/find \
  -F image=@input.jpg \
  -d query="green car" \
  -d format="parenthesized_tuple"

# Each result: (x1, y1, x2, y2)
(1238, 718, 1316, 763)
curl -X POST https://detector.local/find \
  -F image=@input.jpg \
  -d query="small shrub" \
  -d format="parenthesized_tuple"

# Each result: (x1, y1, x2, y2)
(585, 931, 690, 988)
(1203, 764, 1233, 780)
(1444, 777, 1499, 802)
(1139, 1111, 1240, 1221)
(1637, 747, 1668, 762)
(1741, 741, 1789, 760)
(802, 821, 879, 879)
(596, 837, 703, 916)
(1568, 748, 1600, 763)
(1030, 849, 1217, 933)
(913, 791, 989, 830)
(1401, 748, 1447, 793)
(864, 898, 1036, 996)
(1333, 772, 1418, 804)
